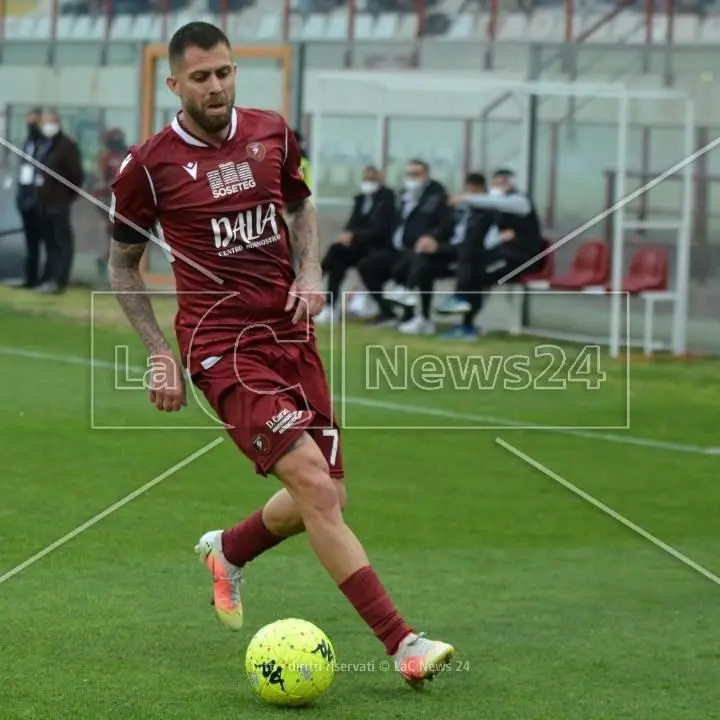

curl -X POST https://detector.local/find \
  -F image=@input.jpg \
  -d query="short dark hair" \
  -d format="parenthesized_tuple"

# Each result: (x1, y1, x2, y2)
(407, 158, 429, 172)
(465, 172, 486, 187)
(168, 22, 231, 71)
(493, 168, 515, 179)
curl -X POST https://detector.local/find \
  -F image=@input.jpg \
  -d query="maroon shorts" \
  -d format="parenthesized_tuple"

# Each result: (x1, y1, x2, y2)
(193, 343, 343, 479)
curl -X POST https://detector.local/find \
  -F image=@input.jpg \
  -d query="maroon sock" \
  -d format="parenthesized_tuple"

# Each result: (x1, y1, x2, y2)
(221, 509, 285, 568)
(339, 565, 414, 656)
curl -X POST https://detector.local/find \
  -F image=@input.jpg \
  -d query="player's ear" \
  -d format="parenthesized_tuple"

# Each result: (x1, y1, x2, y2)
(165, 75, 181, 98)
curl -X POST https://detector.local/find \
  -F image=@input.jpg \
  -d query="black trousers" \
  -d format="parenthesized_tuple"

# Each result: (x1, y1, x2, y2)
(19, 206, 44, 287)
(357, 246, 457, 320)
(321, 241, 370, 308)
(455, 242, 535, 327)
(357, 248, 411, 318)
(41, 207, 75, 290)
(406, 246, 457, 319)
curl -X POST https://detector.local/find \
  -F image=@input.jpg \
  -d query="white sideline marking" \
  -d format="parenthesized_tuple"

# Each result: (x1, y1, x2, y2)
(0, 438, 223, 586)
(1, 345, 718, 457)
(497, 438, 720, 587)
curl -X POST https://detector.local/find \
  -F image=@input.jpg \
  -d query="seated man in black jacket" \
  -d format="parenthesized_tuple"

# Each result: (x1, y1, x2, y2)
(315, 165, 395, 324)
(436, 168, 543, 335)
(386, 172, 487, 335)
(357, 158, 449, 328)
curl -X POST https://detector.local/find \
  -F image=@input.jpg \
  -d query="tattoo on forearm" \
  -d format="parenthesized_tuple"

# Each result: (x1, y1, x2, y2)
(285, 199, 321, 276)
(107, 240, 172, 355)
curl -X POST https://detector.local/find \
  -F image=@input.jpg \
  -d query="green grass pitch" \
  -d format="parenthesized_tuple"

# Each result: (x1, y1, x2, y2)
(1, 287, 719, 719)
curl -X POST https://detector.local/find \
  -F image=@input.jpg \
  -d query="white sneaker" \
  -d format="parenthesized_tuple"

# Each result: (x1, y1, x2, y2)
(314, 306, 336, 325)
(398, 316, 436, 335)
(194, 530, 244, 630)
(347, 291, 376, 318)
(383, 284, 418, 308)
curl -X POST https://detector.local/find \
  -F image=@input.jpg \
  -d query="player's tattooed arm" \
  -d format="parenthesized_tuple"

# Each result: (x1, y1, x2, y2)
(285, 198, 322, 282)
(107, 240, 174, 355)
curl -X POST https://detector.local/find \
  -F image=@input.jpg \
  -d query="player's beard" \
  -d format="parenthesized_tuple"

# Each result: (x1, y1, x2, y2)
(185, 95, 233, 134)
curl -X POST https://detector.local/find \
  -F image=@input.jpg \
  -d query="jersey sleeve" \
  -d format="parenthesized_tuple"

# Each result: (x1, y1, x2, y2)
(109, 149, 157, 244)
(280, 122, 312, 205)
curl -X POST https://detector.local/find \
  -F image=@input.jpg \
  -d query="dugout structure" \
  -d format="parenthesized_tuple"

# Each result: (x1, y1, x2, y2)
(309, 72, 695, 358)
(138, 42, 293, 285)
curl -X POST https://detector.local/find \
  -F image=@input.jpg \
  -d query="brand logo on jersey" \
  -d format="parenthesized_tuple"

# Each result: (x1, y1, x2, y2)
(211, 202, 281, 256)
(182, 161, 198, 180)
(206, 161, 256, 199)
(246, 142, 266, 162)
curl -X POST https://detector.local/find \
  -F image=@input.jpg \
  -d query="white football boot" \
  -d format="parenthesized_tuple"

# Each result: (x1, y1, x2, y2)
(194, 530, 244, 630)
(393, 632, 456, 687)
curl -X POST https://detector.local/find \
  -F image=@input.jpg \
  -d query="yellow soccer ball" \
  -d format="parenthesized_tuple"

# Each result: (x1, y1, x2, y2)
(245, 618, 336, 706)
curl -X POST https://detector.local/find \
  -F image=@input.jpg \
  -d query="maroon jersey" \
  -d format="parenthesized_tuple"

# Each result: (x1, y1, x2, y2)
(110, 108, 311, 375)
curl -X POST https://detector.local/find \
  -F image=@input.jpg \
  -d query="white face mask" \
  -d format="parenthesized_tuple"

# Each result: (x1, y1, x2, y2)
(41, 122, 60, 138)
(404, 177, 423, 193)
(489, 186, 505, 197)
(361, 180, 379, 195)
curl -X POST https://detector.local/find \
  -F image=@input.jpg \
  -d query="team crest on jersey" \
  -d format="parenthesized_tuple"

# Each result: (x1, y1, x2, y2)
(206, 161, 256, 199)
(246, 141, 266, 162)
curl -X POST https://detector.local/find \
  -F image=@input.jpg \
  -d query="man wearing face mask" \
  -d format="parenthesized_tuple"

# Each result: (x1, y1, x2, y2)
(357, 158, 449, 326)
(14, 108, 45, 288)
(385, 172, 489, 336)
(34, 110, 84, 295)
(436, 167, 543, 321)
(315, 165, 395, 324)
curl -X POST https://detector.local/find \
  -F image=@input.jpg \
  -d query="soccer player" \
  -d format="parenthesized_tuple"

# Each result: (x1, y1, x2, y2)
(107, 22, 454, 687)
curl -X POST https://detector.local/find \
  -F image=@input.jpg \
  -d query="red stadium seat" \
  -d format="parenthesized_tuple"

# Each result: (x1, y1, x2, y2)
(610, 245, 668, 293)
(549, 240, 609, 289)
(516, 236, 555, 283)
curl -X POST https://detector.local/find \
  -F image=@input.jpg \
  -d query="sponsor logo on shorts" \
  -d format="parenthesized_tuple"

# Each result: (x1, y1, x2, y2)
(252, 434, 270, 454)
(265, 408, 308, 434)
(206, 160, 256, 199)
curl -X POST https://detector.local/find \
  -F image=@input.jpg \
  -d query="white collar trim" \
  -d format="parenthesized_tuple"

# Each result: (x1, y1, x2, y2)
(228, 107, 238, 139)
(170, 108, 237, 147)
